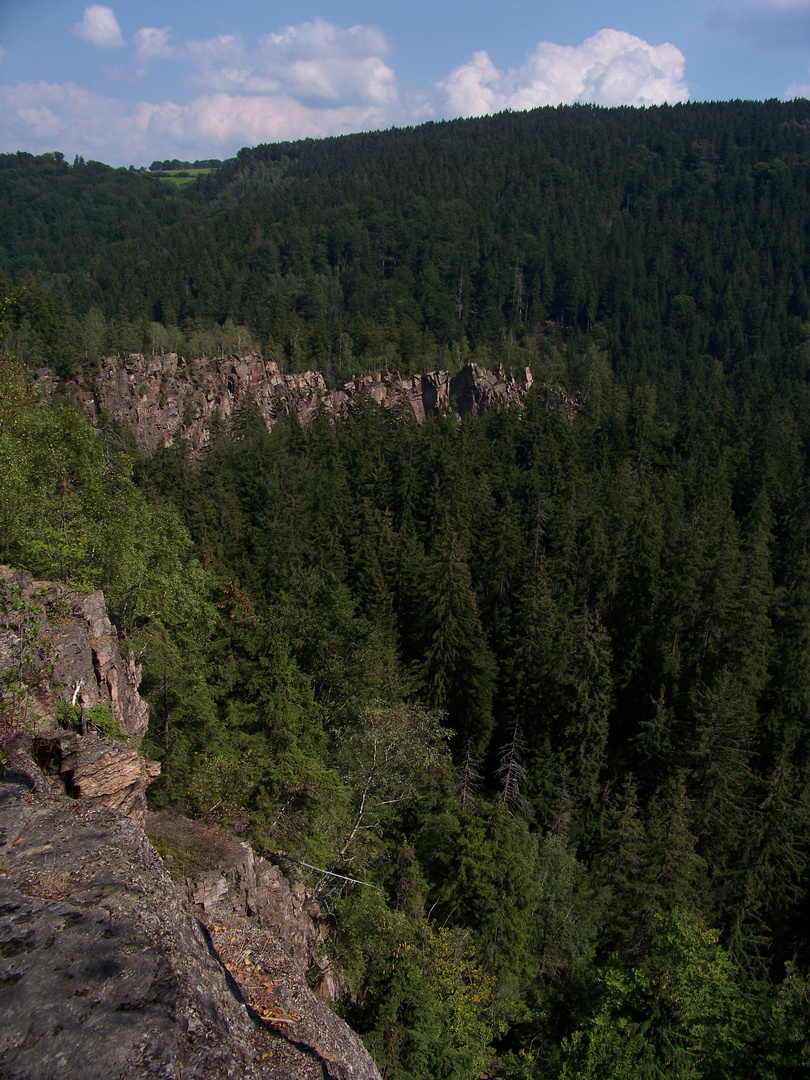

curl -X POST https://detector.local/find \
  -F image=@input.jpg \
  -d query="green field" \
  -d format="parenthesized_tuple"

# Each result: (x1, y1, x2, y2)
(157, 167, 215, 186)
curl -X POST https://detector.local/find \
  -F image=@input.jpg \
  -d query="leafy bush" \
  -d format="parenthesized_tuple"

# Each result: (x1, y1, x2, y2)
(55, 698, 125, 740)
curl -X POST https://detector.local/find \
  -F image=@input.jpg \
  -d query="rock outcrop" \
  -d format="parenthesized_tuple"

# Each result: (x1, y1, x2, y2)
(0, 568, 157, 822)
(0, 767, 381, 1080)
(36, 731, 161, 821)
(1, 575, 382, 1080)
(145, 809, 379, 1080)
(147, 810, 345, 1001)
(50, 351, 582, 454)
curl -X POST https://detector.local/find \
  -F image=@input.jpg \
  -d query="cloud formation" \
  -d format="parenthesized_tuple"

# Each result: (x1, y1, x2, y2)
(134, 27, 173, 64)
(185, 18, 397, 107)
(0, 17, 402, 164)
(1, 81, 127, 152)
(0, 80, 399, 165)
(73, 5, 125, 49)
(438, 29, 688, 116)
(185, 34, 246, 67)
(706, 0, 810, 47)
(144, 93, 393, 146)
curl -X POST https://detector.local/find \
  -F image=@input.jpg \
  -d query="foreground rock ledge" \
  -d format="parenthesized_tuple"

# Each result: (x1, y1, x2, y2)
(0, 770, 381, 1080)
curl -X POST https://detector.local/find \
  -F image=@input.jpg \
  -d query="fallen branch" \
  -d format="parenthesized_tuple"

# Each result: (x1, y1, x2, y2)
(269, 852, 384, 893)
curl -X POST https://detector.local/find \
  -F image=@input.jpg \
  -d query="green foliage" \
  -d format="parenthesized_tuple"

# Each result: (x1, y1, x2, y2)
(369, 924, 498, 1080)
(0, 581, 54, 744)
(337, 897, 498, 1080)
(759, 963, 810, 1077)
(127, 349, 810, 1076)
(561, 910, 748, 1080)
(5, 100, 810, 381)
(0, 359, 142, 591)
(0, 359, 217, 773)
(418, 523, 497, 747)
(328, 700, 453, 879)
(416, 802, 541, 998)
(55, 699, 124, 740)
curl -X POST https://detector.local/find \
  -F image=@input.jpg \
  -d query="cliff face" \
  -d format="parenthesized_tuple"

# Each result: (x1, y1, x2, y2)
(0, 770, 380, 1080)
(0, 569, 148, 740)
(59, 351, 581, 453)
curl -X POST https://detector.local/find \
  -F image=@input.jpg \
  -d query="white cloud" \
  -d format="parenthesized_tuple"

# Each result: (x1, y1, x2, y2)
(134, 27, 174, 64)
(439, 29, 688, 116)
(1, 81, 126, 152)
(73, 5, 125, 49)
(262, 18, 390, 61)
(0, 18, 402, 164)
(186, 34, 246, 65)
(0, 23, 692, 166)
(145, 92, 393, 145)
(187, 18, 397, 107)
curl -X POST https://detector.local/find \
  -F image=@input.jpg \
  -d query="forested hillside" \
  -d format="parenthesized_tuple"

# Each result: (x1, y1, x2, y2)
(2, 100, 810, 1078)
(4, 98, 810, 382)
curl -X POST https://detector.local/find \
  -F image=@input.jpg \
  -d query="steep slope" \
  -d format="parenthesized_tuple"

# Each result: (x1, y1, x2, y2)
(7, 99, 810, 386)
(0, 768, 380, 1080)
(0, 570, 382, 1080)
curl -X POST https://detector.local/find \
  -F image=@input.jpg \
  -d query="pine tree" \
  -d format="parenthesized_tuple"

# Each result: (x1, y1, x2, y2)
(419, 522, 497, 748)
(563, 606, 613, 821)
(456, 736, 483, 809)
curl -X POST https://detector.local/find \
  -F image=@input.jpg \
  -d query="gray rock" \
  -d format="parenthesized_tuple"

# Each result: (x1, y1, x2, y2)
(147, 811, 347, 1001)
(0, 570, 149, 742)
(0, 772, 381, 1080)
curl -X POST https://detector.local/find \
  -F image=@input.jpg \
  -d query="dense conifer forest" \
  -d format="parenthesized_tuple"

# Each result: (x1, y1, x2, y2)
(2, 99, 810, 1077)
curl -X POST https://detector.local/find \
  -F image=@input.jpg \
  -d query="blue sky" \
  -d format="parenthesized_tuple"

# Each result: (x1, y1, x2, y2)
(2, 1, 810, 166)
